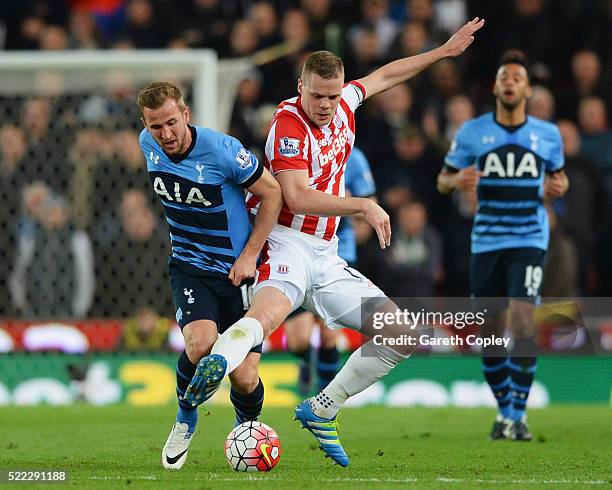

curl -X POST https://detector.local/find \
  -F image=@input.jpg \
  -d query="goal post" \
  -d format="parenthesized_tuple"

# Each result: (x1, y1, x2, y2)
(0, 49, 253, 320)
(0, 49, 252, 132)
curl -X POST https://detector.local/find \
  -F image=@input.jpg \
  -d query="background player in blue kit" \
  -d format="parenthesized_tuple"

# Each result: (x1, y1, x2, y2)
(437, 51, 568, 441)
(137, 82, 282, 469)
(284, 147, 377, 394)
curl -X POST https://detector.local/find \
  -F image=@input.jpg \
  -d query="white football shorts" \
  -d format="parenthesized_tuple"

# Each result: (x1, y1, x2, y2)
(254, 225, 387, 330)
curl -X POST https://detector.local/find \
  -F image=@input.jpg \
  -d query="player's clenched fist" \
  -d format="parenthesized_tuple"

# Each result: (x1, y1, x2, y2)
(228, 252, 258, 286)
(457, 165, 482, 191)
(544, 172, 569, 200)
(361, 199, 391, 249)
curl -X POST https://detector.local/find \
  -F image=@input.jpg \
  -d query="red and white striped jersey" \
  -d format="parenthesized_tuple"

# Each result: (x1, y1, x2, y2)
(247, 80, 366, 241)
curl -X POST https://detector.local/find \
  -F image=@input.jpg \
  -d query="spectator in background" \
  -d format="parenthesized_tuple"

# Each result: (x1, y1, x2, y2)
(572, 50, 604, 99)
(577, 96, 612, 172)
(0, 125, 29, 315)
(444, 94, 474, 140)
(94, 189, 171, 317)
(69, 127, 107, 229)
(379, 201, 443, 297)
(386, 21, 433, 97)
(405, 0, 448, 42)
(349, 0, 398, 58)
(228, 19, 258, 58)
(542, 204, 578, 297)
(2, 1, 69, 50)
(300, 0, 334, 47)
(39, 24, 69, 50)
(433, 0, 468, 34)
(280, 8, 313, 52)
(389, 126, 449, 227)
(424, 93, 474, 152)
(121, 306, 172, 351)
(20, 97, 70, 194)
(528, 85, 555, 121)
(423, 58, 462, 124)
(353, 214, 387, 290)
(68, 10, 104, 49)
(251, 103, 277, 158)
(116, 0, 167, 49)
(345, 26, 383, 81)
(558, 49, 610, 120)
(502, 0, 565, 81)
(381, 185, 413, 220)
(10, 187, 94, 318)
(388, 21, 432, 61)
(229, 70, 264, 151)
(249, 1, 281, 50)
(174, 0, 241, 51)
(557, 119, 607, 294)
(361, 83, 414, 178)
(258, 11, 313, 103)
(86, 129, 148, 234)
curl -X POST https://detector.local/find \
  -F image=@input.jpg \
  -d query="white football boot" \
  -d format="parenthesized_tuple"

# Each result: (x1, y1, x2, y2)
(162, 422, 194, 470)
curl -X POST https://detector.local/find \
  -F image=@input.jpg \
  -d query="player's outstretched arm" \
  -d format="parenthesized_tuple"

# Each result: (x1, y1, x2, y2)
(357, 17, 485, 99)
(277, 169, 391, 248)
(229, 168, 282, 286)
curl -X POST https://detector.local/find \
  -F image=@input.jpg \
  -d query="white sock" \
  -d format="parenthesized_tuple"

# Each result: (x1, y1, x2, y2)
(310, 340, 407, 419)
(211, 317, 264, 373)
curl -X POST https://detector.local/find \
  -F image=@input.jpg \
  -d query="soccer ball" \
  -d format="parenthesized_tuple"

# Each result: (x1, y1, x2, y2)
(224, 421, 281, 472)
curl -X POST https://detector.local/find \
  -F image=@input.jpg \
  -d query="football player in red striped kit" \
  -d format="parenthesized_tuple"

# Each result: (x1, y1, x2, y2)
(184, 17, 485, 467)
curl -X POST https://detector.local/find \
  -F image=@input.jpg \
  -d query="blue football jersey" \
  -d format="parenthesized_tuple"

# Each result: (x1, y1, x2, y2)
(337, 147, 377, 263)
(445, 112, 564, 254)
(140, 125, 262, 274)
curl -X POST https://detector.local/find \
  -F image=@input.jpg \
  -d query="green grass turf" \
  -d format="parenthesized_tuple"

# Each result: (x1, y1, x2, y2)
(0, 405, 610, 489)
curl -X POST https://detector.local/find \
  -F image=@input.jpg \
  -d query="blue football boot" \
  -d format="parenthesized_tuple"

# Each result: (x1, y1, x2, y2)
(294, 399, 349, 467)
(184, 354, 227, 407)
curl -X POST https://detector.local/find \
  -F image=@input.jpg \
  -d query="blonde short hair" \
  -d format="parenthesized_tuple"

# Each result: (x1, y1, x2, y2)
(137, 81, 185, 114)
(301, 51, 344, 83)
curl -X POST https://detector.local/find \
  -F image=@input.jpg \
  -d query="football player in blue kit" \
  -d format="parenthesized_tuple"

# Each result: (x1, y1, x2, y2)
(438, 51, 568, 440)
(137, 82, 282, 469)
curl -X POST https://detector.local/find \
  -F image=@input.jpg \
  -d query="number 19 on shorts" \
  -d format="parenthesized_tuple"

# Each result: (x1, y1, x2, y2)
(524, 265, 542, 297)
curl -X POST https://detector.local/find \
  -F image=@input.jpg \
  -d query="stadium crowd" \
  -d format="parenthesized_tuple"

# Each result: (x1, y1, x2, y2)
(1, 0, 611, 320)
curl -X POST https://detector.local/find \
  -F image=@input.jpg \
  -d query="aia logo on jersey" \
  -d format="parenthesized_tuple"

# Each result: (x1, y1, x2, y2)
(277, 264, 289, 274)
(279, 137, 300, 158)
(482, 150, 540, 178)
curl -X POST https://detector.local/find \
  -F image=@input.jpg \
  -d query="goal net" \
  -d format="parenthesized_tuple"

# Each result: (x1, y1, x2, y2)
(0, 50, 251, 320)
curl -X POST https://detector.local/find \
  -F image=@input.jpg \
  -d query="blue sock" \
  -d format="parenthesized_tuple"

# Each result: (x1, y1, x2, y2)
(176, 351, 198, 432)
(317, 346, 339, 392)
(177, 406, 198, 433)
(482, 352, 513, 419)
(230, 378, 264, 426)
(509, 356, 537, 421)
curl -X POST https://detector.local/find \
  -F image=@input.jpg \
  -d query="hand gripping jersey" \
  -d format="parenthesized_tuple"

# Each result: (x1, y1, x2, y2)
(444, 113, 564, 254)
(247, 81, 367, 241)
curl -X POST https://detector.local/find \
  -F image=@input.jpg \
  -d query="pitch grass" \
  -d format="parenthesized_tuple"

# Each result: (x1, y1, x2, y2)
(1, 405, 610, 489)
